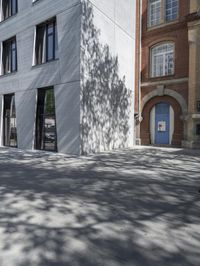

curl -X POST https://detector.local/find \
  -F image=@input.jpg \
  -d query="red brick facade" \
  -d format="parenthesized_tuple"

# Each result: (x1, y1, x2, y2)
(138, 0, 191, 146)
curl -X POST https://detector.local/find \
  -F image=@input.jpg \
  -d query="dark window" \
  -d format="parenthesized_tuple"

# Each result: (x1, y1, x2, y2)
(2, 0, 18, 20)
(2, 37, 17, 75)
(196, 124, 200, 136)
(46, 22, 54, 61)
(35, 18, 58, 65)
(35, 87, 57, 152)
(197, 101, 200, 113)
(3, 94, 17, 147)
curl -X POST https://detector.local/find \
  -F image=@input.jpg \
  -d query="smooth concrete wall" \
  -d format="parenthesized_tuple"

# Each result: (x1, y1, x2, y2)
(88, 0, 136, 38)
(15, 89, 37, 150)
(80, 0, 136, 154)
(0, 0, 82, 154)
(55, 82, 80, 155)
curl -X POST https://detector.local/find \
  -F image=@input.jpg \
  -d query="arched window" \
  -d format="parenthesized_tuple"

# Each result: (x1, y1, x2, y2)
(151, 42, 175, 77)
(149, 0, 178, 27)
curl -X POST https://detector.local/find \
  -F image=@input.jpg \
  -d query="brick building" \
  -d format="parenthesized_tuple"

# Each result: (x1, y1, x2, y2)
(136, 0, 200, 148)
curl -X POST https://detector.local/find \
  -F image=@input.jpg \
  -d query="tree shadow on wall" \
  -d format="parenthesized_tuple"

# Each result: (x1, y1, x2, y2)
(80, 1, 131, 155)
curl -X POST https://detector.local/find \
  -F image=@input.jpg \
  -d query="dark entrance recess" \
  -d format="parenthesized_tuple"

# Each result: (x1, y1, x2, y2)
(196, 124, 200, 136)
(197, 101, 200, 113)
(35, 87, 57, 152)
(3, 94, 17, 147)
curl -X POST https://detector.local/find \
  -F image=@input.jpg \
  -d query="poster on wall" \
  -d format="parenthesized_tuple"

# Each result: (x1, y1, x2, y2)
(158, 121, 166, 132)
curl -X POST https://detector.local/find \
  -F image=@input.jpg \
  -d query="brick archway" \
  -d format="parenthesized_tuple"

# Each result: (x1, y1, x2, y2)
(141, 96, 183, 146)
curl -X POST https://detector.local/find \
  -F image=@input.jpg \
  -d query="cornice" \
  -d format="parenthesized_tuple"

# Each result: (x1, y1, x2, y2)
(186, 11, 200, 23)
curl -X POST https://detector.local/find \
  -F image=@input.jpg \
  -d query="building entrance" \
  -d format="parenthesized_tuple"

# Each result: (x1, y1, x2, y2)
(155, 103, 170, 145)
(3, 94, 17, 147)
(35, 87, 57, 152)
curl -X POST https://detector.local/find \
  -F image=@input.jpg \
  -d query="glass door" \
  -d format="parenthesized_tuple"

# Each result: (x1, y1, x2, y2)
(3, 94, 17, 147)
(35, 87, 57, 152)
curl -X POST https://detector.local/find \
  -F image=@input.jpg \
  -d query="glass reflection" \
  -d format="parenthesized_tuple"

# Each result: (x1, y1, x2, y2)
(35, 87, 57, 151)
(4, 94, 17, 147)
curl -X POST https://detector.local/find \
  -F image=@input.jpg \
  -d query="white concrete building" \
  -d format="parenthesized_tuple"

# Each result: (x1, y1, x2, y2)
(0, 0, 136, 154)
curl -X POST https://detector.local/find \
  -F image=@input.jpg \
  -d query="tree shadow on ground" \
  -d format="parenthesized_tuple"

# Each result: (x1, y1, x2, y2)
(0, 147, 200, 266)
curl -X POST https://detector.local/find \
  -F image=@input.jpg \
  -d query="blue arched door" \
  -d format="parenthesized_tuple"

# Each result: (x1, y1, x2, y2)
(155, 103, 170, 145)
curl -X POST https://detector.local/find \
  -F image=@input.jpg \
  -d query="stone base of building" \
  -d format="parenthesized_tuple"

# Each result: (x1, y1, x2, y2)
(182, 140, 200, 149)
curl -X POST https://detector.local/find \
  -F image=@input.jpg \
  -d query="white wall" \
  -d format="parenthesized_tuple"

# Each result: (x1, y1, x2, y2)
(80, 0, 136, 154)
(55, 82, 80, 155)
(0, 0, 82, 154)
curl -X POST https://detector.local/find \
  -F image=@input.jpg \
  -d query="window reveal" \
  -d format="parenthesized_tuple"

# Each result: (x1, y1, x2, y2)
(2, 37, 17, 75)
(2, 0, 18, 21)
(35, 18, 58, 65)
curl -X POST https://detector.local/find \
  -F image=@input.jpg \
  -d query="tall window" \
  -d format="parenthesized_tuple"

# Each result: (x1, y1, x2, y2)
(148, 0, 178, 27)
(35, 87, 57, 152)
(3, 94, 17, 147)
(2, 0, 18, 21)
(165, 0, 178, 22)
(151, 43, 174, 77)
(149, 0, 161, 27)
(34, 17, 58, 65)
(2, 37, 17, 75)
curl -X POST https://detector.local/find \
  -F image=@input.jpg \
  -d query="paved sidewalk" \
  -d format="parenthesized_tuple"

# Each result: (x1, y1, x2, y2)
(0, 146, 200, 266)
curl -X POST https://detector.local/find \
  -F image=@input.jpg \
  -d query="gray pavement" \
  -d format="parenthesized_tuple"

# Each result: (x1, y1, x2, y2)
(0, 146, 200, 266)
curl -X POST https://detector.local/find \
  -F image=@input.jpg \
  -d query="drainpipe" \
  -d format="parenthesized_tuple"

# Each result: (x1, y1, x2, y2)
(139, 0, 142, 119)
(136, 0, 142, 145)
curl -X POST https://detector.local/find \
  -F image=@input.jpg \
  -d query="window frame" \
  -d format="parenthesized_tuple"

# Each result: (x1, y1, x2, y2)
(34, 17, 58, 66)
(3, 93, 18, 148)
(1, 0, 18, 22)
(46, 20, 56, 62)
(2, 36, 17, 75)
(148, 0, 179, 28)
(35, 86, 57, 152)
(148, 0, 162, 28)
(150, 42, 175, 78)
(32, 0, 40, 3)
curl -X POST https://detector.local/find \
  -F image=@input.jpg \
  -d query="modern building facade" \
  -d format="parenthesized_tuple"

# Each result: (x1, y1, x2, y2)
(0, 0, 136, 155)
(137, 0, 200, 148)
